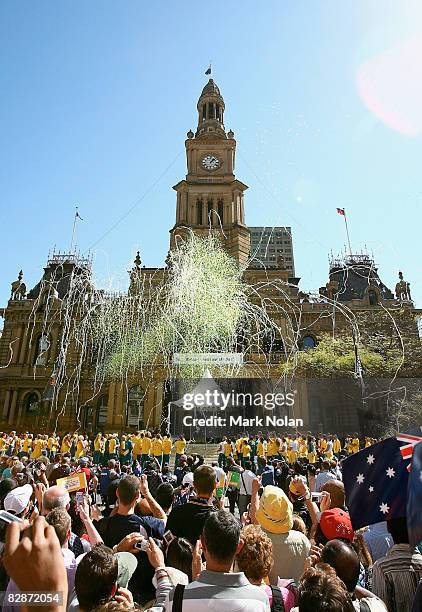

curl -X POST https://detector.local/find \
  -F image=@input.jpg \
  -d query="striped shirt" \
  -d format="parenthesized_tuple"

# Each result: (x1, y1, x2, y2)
(372, 544, 422, 612)
(164, 569, 270, 611)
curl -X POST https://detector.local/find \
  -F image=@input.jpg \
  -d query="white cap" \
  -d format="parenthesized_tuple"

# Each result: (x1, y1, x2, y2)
(4, 484, 33, 515)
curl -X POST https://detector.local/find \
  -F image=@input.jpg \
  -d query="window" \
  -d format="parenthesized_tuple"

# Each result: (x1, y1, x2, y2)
(302, 335, 316, 350)
(368, 290, 378, 306)
(126, 385, 145, 429)
(25, 392, 39, 413)
(97, 394, 108, 428)
(217, 199, 224, 224)
(34, 335, 49, 366)
(202, 105, 206, 121)
(196, 200, 203, 225)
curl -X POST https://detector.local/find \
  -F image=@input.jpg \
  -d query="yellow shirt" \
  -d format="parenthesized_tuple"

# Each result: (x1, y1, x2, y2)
(162, 438, 172, 454)
(142, 437, 152, 454)
(257, 441, 265, 457)
(333, 439, 341, 454)
(152, 439, 163, 456)
(94, 436, 103, 451)
(242, 444, 251, 457)
(352, 438, 360, 453)
(48, 437, 55, 450)
(109, 438, 117, 454)
(61, 438, 71, 453)
(23, 438, 32, 453)
(224, 442, 233, 457)
(31, 439, 43, 459)
(133, 436, 143, 455)
(175, 439, 186, 454)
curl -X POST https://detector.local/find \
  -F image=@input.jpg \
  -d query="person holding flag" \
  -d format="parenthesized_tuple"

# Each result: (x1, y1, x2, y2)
(342, 436, 422, 612)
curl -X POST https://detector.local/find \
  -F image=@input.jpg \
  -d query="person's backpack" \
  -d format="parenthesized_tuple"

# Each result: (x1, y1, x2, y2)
(172, 584, 185, 611)
(269, 586, 285, 612)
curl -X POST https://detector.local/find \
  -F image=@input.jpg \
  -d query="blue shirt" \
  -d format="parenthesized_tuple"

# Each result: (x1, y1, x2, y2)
(363, 521, 394, 562)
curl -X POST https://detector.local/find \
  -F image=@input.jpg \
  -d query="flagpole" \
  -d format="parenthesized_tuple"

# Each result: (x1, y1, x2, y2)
(70, 206, 78, 253)
(343, 209, 353, 256)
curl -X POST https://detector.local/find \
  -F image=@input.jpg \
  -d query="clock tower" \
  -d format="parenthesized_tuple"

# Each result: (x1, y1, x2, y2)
(170, 79, 251, 267)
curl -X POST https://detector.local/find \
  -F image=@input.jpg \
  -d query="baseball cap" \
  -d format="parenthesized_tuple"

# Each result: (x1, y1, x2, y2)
(320, 508, 354, 542)
(4, 484, 33, 515)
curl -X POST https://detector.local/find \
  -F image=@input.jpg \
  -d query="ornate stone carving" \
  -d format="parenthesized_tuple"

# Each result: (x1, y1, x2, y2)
(10, 270, 26, 300)
(395, 271, 412, 301)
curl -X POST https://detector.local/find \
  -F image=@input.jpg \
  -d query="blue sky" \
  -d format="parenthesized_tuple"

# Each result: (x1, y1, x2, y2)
(1, 1, 421, 313)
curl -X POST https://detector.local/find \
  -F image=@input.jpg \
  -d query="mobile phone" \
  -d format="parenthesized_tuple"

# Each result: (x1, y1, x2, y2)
(311, 492, 322, 502)
(0, 510, 24, 524)
(76, 491, 84, 510)
(134, 539, 149, 551)
(163, 530, 175, 547)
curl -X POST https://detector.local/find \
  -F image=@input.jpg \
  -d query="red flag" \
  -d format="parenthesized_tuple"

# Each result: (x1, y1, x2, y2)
(336, 207, 345, 216)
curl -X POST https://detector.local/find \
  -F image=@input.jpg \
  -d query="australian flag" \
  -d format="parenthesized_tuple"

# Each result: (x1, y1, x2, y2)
(407, 441, 422, 547)
(342, 437, 409, 530)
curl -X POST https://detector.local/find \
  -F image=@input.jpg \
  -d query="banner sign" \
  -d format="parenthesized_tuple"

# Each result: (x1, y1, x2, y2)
(57, 471, 87, 493)
(173, 353, 244, 366)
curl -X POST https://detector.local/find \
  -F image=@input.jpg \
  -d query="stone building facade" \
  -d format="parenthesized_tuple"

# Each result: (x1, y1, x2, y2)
(0, 79, 420, 435)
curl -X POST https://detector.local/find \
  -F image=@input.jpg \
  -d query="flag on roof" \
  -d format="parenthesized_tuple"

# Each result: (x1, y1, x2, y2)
(342, 437, 409, 530)
(205, 64, 211, 75)
(407, 441, 422, 547)
(336, 207, 345, 216)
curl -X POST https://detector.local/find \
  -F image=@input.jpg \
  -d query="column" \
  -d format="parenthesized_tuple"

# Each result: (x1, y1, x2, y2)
(12, 325, 22, 364)
(155, 383, 164, 429)
(2, 390, 11, 419)
(8, 390, 18, 425)
(18, 329, 29, 364)
(106, 382, 116, 430)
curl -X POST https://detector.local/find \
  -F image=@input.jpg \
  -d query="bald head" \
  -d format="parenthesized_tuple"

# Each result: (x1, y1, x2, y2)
(321, 479, 345, 509)
(43, 485, 70, 514)
(321, 539, 359, 593)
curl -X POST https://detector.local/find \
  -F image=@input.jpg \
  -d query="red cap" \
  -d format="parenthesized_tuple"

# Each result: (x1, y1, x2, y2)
(320, 508, 354, 542)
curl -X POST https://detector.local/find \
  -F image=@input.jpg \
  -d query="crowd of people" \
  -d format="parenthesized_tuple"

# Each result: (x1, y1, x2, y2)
(0, 428, 420, 612)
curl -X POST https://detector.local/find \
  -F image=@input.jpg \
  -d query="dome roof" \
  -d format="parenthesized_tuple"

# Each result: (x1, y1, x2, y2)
(200, 78, 221, 97)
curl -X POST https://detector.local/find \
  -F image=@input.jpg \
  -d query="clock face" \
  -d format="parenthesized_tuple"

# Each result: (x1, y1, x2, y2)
(201, 154, 221, 171)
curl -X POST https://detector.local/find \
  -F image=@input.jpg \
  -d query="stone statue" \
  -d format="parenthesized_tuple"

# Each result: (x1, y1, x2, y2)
(128, 251, 142, 295)
(10, 270, 26, 300)
(395, 271, 412, 301)
(277, 254, 286, 269)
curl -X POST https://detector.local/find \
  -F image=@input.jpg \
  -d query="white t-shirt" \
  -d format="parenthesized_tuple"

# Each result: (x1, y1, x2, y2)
(239, 470, 256, 495)
(213, 466, 226, 484)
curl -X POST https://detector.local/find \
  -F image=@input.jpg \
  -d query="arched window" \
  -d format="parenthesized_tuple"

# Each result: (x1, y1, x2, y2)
(368, 290, 378, 306)
(34, 335, 50, 366)
(25, 392, 39, 413)
(217, 199, 224, 224)
(202, 105, 206, 121)
(196, 200, 203, 225)
(207, 200, 213, 224)
(126, 385, 145, 429)
(96, 394, 108, 429)
(302, 335, 316, 350)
